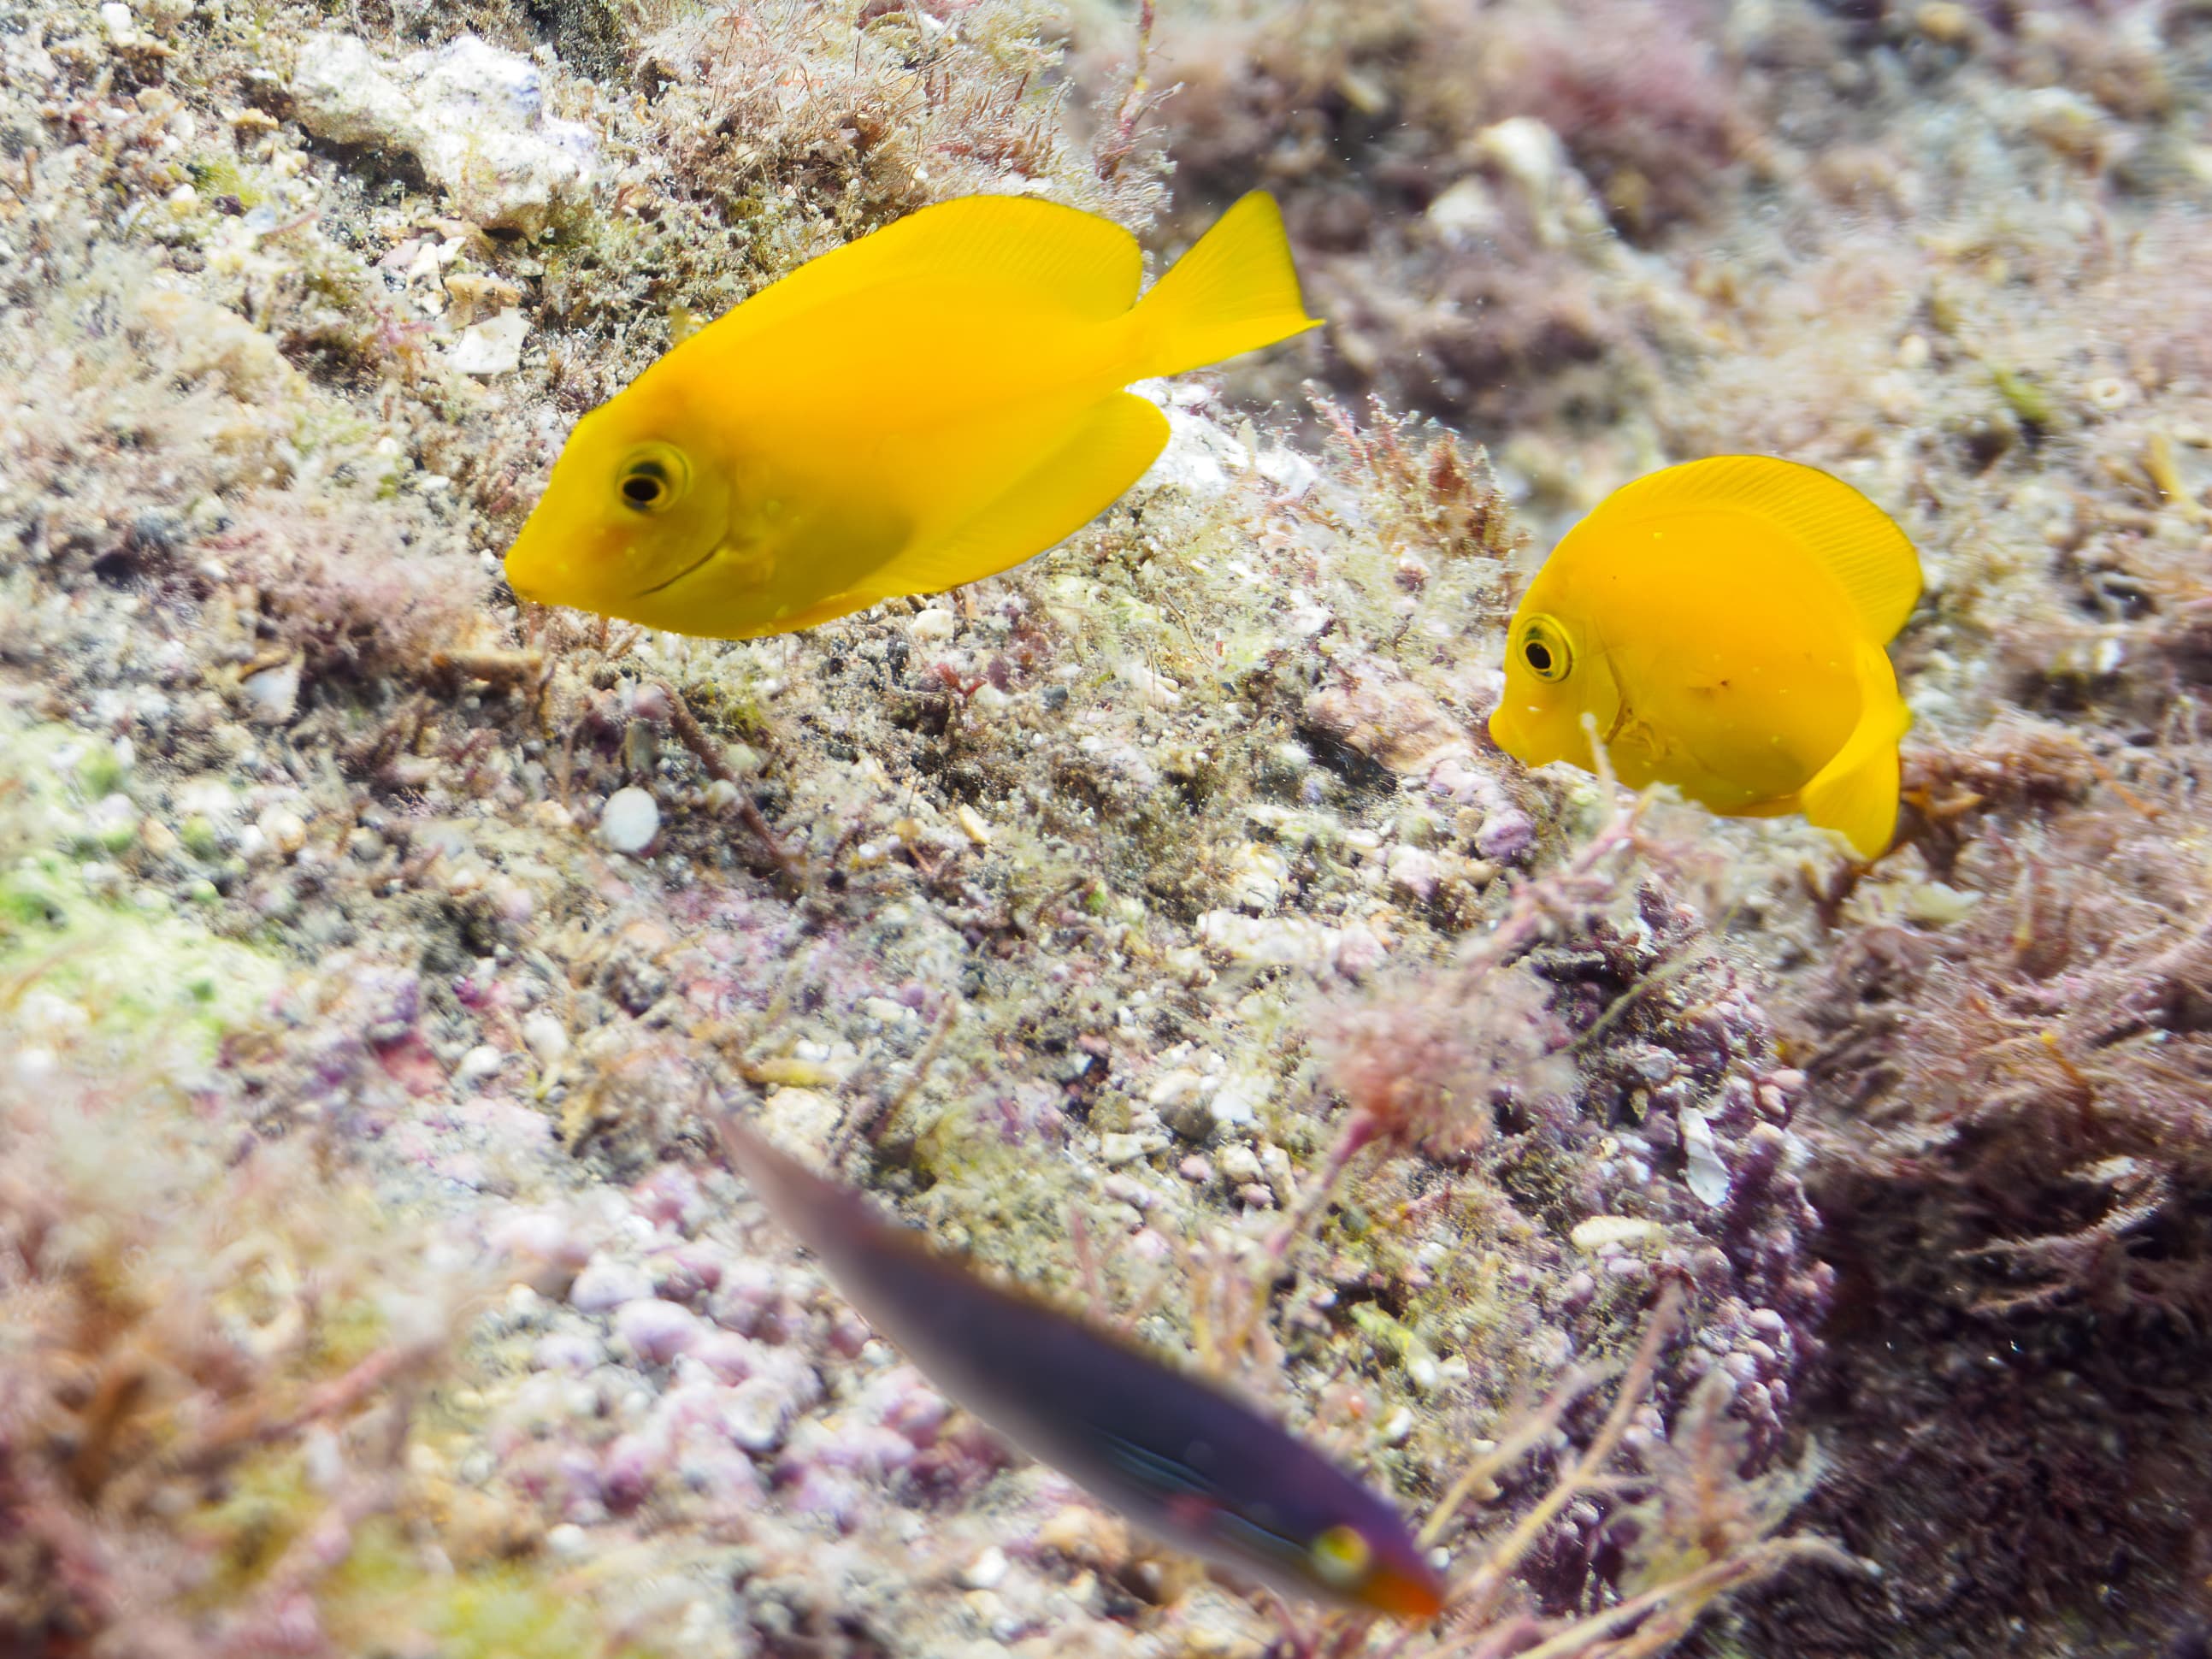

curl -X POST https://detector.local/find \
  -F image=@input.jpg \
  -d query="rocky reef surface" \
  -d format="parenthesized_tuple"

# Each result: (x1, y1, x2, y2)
(0, 0, 2207, 1655)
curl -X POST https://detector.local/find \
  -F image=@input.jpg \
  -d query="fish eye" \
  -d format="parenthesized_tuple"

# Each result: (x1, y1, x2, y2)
(1308, 1524, 1373, 1587)
(1517, 615, 1572, 683)
(616, 444, 689, 516)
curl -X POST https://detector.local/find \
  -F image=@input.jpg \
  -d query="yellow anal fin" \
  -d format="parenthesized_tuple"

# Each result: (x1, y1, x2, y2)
(1607, 455, 1922, 642)
(1793, 643, 1913, 859)
(851, 393, 1171, 603)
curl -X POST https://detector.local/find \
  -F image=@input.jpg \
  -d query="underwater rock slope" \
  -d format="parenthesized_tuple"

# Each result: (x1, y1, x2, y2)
(1, 0, 2206, 1654)
(1136, 0, 2212, 1650)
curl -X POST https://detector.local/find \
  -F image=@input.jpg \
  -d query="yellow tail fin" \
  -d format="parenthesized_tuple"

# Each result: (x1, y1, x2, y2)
(1134, 192, 1319, 377)
(1796, 642, 1913, 859)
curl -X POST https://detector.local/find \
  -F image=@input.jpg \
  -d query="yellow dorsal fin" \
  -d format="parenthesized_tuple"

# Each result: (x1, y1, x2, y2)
(1133, 190, 1319, 376)
(1794, 641, 1913, 859)
(1603, 455, 1922, 642)
(692, 197, 1143, 356)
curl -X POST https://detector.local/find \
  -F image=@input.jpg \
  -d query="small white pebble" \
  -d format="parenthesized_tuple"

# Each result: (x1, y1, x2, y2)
(302, 1426, 344, 1491)
(457, 1043, 503, 1083)
(1147, 1067, 1206, 1109)
(723, 1376, 791, 1451)
(241, 658, 300, 724)
(571, 1255, 652, 1313)
(615, 1296, 705, 1365)
(1097, 1131, 1147, 1166)
(1570, 1215, 1664, 1251)
(1217, 1143, 1263, 1186)
(546, 1522, 590, 1561)
(521, 1011, 569, 1065)
(907, 605, 958, 642)
(9, 1048, 57, 1086)
(2085, 375, 2134, 412)
(258, 806, 307, 857)
(961, 1546, 1009, 1591)
(599, 787, 661, 855)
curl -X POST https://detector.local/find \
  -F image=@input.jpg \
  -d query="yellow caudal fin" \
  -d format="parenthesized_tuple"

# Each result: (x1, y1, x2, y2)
(1604, 456, 1922, 642)
(1796, 643, 1913, 859)
(1133, 192, 1319, 376)
(849, 393, 1171, 601)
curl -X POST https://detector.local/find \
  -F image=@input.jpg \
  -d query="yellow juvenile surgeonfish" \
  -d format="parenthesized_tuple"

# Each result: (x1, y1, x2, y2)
(1488, 456, 1920, 859)
(504, 192, 1318, 639)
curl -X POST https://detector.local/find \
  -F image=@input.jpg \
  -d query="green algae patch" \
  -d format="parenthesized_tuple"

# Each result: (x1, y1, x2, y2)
(0, 859, 283, 1054)
(1989, 364, 2056, 430)
(326, 1526, 659, 1659)
(193, 1458, 661, 1659)
(192, 1455, 319, 1599)
(0, 723, 284, 1053)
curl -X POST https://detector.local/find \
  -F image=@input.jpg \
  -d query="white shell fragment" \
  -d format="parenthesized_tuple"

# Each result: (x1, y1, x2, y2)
(599, 788, 662, 855)
(1678, 1106, 1732, 1207)
(447, 309, 529, 376)
(1569, 1215, 1664, 1252)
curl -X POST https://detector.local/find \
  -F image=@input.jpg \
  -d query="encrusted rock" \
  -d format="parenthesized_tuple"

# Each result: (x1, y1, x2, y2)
(291, 32, 594, 234)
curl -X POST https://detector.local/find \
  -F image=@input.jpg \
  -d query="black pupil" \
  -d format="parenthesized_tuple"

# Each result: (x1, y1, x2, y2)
(1525, 640, 1554, 673)
(622, 463, 666, 505)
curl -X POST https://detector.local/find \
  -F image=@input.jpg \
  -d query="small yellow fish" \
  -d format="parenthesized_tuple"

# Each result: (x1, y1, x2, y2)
(1488, 456, 1920, 859)
(504, 192, 1318, 638)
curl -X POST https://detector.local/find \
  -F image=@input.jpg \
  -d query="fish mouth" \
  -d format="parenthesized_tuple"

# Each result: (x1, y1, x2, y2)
(1358, 1562, 1448, 1622)
(635, 545, 719, 599)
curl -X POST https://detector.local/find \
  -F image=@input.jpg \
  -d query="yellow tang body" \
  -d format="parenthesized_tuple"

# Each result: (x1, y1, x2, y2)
(504, 192, 1318, 639)
(1488, 456, 1921, 859)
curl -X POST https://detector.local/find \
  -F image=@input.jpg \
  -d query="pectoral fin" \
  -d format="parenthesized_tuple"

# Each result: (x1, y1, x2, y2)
(847, 393, 1171, 602)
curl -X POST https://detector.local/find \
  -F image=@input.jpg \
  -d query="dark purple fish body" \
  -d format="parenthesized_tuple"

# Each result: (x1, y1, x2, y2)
(718, 1116, 1445, 1620)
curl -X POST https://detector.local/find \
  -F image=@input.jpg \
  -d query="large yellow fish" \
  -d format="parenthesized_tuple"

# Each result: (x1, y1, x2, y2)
(504, 192, 1318, 638)
(1488, 456, 1920, 859)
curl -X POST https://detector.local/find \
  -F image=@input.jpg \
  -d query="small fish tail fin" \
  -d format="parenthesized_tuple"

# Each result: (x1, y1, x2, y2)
(716, 1112, 886, 1271)
(1132, 192, 1319, 377)
(1797, 644, 1913, 859)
